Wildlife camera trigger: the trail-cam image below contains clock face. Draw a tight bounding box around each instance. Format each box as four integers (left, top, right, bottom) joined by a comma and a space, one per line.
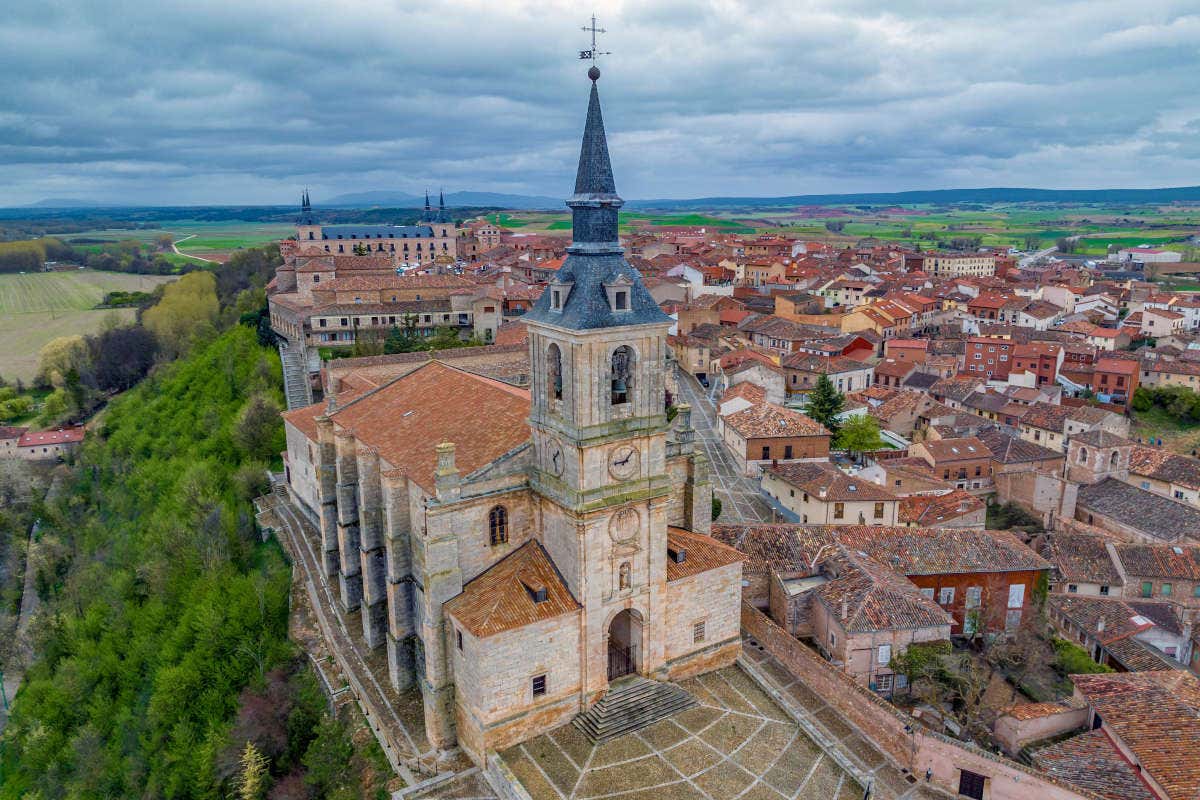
608, 444, 640, 480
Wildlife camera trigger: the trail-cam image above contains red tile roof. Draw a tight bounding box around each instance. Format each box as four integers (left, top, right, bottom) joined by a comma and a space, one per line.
665, 527, 744, 582
444, 541, 580, 638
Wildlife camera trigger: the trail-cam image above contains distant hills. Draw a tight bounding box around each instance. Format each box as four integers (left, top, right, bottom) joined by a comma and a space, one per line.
322, 190, 563, 209
14, 185, 1200, 213
624, 186, 1200, 210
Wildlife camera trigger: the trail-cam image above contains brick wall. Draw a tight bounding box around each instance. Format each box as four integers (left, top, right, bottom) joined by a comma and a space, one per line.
740, 603, 1099, 800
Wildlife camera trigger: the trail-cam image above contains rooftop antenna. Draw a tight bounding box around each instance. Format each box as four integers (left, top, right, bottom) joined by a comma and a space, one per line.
579, 14, 611, 76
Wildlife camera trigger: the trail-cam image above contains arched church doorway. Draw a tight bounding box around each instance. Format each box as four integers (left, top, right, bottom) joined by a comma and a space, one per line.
607, 608, 642, 680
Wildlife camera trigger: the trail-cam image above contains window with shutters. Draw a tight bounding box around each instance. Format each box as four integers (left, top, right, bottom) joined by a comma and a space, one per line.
531, 674, 546, 697
693, 620, 706, 644
877, 644, 891, 665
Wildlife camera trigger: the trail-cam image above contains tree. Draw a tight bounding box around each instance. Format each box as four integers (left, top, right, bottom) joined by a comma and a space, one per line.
142, 271, 220, 358
233, 393, 284, 462
824, 220, 846, 233
805, 373, 845, 434
834, 414, 884, 461
89, 324, 158, 392
302, 715, 354, 797
36, 335, 89, 388
238, 741, 270, 800
1022, 234, 1041, 251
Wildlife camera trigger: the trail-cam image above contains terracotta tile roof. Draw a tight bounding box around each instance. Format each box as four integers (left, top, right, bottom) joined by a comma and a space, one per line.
1114, 541, 1200, 581
17, 426, 85, 446
1045, 532, 1123, 586
1019, 402, 1072, 432
724, 403, 829, 439
1048, 594, 1179, 646
1071, 429, 1132, 448
710, 523, 838, 578
1032, 729, 1157, 800
1077, 479, 1200, 542
327, 361, 530, 491
1003, 701, 1078, 721
1102, 636, 1180, 672
665, 527, 744, 582
815, 552, 953, 633
898, 489, 983, 526
721, 382, 766, 406
318, 273, 477, 292
918, 436, 993, 463
444, 541, 580, 638
765, 461, 898, 502
834, 525, 1050, 576
975, 428, 1062, 464
930, 377, 984, 403
0, 426, 28, 440
1070, 671, 1200, 800
1129, 446, 1200, 490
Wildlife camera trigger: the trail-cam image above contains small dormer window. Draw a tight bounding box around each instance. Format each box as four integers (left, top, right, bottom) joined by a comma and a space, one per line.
668, 546, 687, 564
552, 290, 561, 310
615, 291, 628, 311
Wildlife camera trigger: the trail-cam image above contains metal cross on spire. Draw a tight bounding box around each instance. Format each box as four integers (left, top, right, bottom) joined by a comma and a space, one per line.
579, 15, 610, 66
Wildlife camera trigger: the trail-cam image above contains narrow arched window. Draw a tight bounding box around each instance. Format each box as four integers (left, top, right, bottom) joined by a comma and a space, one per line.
488, 506, 508, 546
1078, 447, 1088, 464
619, 562, 631, 590
611, 346, 633, 406
548, 343, 562, 401
1110, 450, 1119, 468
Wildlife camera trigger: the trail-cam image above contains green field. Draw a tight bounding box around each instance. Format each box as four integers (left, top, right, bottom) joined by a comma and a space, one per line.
62, 221, 294, 262
0, 270, 175, 381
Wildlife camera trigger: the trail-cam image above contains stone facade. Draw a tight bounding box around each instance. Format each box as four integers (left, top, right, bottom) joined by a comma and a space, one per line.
281, 71, 741, 767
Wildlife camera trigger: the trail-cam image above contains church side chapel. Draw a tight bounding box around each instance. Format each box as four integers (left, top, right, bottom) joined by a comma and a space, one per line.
280, 64, 743, 763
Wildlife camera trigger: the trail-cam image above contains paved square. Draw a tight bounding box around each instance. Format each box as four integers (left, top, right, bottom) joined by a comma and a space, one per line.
499, 666, 865, 800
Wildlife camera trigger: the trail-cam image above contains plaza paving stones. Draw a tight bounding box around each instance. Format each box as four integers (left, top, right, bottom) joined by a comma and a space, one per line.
741, 637, 951, 799
499, 665, 867, 800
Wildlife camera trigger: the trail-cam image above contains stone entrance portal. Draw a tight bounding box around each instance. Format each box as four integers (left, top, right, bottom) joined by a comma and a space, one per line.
607, 608, 642, 680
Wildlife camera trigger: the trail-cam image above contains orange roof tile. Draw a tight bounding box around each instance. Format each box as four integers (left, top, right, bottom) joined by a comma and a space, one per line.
666, 527, 744, 582
444, 541, 580, 638
328, 361, 530, 491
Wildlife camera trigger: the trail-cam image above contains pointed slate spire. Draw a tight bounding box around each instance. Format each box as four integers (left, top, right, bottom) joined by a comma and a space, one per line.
567, 68, 623, 252
438, 188, 446, 223
573, 74, 617, 197
523, 66, 671, 331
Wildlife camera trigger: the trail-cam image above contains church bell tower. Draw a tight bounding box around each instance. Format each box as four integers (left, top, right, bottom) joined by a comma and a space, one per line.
524, 64, 676, 695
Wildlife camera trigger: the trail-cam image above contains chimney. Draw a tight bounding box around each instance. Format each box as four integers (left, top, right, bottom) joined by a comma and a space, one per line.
434, 441, 461, 502
1097, 618, 1105, 634
841, 600, 848, 620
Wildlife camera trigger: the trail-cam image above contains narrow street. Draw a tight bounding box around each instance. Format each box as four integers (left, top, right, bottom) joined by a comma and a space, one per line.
673, 367, 776, 524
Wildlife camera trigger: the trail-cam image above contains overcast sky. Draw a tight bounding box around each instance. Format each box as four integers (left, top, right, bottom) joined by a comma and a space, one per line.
2, 0, 1199, 206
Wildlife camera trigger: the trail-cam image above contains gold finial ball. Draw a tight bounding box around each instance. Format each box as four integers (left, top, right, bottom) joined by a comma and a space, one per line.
588, 65, 601, 81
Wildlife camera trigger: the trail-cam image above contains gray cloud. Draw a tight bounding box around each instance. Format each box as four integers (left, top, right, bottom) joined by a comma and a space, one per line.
1, 0, 1199, 205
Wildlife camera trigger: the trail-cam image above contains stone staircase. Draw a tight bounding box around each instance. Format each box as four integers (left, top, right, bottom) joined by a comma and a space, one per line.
279, 341, 313, 409
572, 676, 697, 744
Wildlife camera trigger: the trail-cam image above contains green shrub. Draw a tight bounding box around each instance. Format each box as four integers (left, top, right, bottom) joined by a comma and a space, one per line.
1052, 638, 1113, 675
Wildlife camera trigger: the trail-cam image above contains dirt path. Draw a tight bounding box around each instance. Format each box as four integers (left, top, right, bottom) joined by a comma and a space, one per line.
172, 234, 219, 264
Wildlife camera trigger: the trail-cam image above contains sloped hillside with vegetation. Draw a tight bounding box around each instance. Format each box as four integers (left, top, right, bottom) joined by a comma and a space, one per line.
0, 246, 387, 799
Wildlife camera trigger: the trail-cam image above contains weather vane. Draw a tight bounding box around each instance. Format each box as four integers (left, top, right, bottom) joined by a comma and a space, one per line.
579, 15, 610, 68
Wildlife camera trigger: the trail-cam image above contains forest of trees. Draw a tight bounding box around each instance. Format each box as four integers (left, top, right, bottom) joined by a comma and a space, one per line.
1, 245, 385, 799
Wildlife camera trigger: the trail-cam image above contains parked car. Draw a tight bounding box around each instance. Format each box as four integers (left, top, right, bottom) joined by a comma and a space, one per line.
698, 376, 710, 388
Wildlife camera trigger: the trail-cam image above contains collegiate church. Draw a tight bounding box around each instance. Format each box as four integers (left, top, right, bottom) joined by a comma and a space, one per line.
280, 67, 743, 761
